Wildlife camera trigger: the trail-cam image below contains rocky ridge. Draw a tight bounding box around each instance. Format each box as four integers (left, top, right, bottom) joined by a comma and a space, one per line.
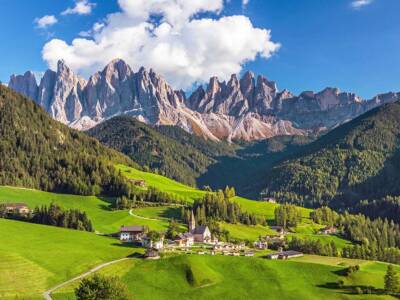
9, 59, 400, 141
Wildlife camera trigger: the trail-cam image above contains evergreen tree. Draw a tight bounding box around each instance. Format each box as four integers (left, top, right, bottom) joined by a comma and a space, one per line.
75, 274, 132, 300
384, 264, 399, 294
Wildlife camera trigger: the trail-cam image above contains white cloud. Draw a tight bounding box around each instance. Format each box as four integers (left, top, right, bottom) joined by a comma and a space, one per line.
35, 15, 58, 28
79, 22, 105, 37
242, 0, 250, 6
62, 0, 96, 16
351, 0, 373, 9
42, 0, 280, 89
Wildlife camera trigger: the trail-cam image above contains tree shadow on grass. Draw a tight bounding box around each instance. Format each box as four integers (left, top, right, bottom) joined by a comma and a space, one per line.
97, 196, 115, 211
317, 281, 396, 297
159, 207, 181, 219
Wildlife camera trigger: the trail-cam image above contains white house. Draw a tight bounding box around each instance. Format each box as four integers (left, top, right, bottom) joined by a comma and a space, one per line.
119, 225, 147, 242
4, 203, 30, 214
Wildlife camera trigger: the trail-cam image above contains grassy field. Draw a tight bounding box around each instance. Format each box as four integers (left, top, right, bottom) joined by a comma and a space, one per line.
220, 222, 276, 240
133, 206, 182, 220
53, 255, 396, 300
0, 186, 170, 233
0, 218, 138, 300
116, 164, 206, 202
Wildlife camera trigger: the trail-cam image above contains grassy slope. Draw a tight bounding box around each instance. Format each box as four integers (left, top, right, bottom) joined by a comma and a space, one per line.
0, 218, 137, 300
116, 164, 206, 202
0, 186, 169, 233
53, 255, 396, 300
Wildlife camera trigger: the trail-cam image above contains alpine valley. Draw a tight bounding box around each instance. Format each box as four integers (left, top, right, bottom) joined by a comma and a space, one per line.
4, 2, 400, 300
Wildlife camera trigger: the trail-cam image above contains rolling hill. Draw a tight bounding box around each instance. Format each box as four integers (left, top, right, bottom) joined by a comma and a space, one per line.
0, 85, 135, 196
53, 255, 397, 300
262, 101, 400, 218
0, 218, 136, 300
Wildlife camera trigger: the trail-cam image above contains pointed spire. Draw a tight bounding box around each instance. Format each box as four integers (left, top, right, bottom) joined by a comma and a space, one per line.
189, 210, 196, 232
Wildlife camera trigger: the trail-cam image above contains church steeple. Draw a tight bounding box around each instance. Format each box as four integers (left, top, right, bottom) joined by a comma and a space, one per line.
189, 210, 196, 232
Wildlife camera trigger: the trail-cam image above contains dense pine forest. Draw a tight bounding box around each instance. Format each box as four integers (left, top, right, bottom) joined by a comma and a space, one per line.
310, 207, 400, 264
0, 86, 135, 196
262, 101, 400, 219
87, 116, 235, 187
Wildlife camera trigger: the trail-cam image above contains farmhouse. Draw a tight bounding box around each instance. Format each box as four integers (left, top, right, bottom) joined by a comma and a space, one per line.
119, 225, 147, 242
3, 203, 30, 214
261, 197, 277, 203
266, 250, 303, 260
128, 179, 146, 187
319, 226, 338, 235
142, 235, 164, 250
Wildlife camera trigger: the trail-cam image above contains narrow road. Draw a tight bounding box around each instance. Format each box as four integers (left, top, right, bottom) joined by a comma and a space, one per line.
43, 257, 129, 300
129, 209, 161, 221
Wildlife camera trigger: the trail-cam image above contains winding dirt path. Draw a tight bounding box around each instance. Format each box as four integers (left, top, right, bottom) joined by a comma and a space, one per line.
128, 209, 161, 221
43, 258, 130, 300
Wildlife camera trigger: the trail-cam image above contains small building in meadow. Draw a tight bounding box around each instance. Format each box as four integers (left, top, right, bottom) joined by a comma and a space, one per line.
144, 248, 160, 259
128, 179, 146, 187
261, 197, 277, 203
3, 203, 30, 214
266, 250, 303, 260
319, 226, 338, 235
119, 225, 147, 242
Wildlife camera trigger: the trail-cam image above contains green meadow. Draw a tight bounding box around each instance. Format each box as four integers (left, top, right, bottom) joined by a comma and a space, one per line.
116, 164, 206, 202
0, 218, 137, 300
53, 255, 397, 300
0, 186, 170, 233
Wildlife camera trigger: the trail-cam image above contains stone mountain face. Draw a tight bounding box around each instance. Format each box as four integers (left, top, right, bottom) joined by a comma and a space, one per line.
9, 59, 400, 142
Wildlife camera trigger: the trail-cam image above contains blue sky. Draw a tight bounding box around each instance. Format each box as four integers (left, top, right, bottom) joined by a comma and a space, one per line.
1, 0, 399, 98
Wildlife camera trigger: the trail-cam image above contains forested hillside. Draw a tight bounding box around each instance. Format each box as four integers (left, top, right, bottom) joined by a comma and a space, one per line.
0, 86, 135, 196
197, 135, 314, 198
263, 101, 400, 220
87, 116, 235, 186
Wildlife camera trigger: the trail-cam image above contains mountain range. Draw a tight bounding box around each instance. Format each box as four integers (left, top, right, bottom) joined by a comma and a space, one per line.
9, 59, 400, 141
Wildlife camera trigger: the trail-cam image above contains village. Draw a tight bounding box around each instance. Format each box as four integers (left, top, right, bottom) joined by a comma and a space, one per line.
118, 209, 314, 260
1, 201, 341, 261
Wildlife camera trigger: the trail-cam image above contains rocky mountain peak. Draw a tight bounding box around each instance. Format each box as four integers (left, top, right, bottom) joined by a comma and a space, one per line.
102, 58, 132, 81
8, 59, 400, 141
240, 71, 255, 97
207, 76, 221, 95
9, 71, 38, 101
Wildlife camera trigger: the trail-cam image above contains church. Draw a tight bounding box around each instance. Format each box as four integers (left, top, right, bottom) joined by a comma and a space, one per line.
188, 211, 212, 243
